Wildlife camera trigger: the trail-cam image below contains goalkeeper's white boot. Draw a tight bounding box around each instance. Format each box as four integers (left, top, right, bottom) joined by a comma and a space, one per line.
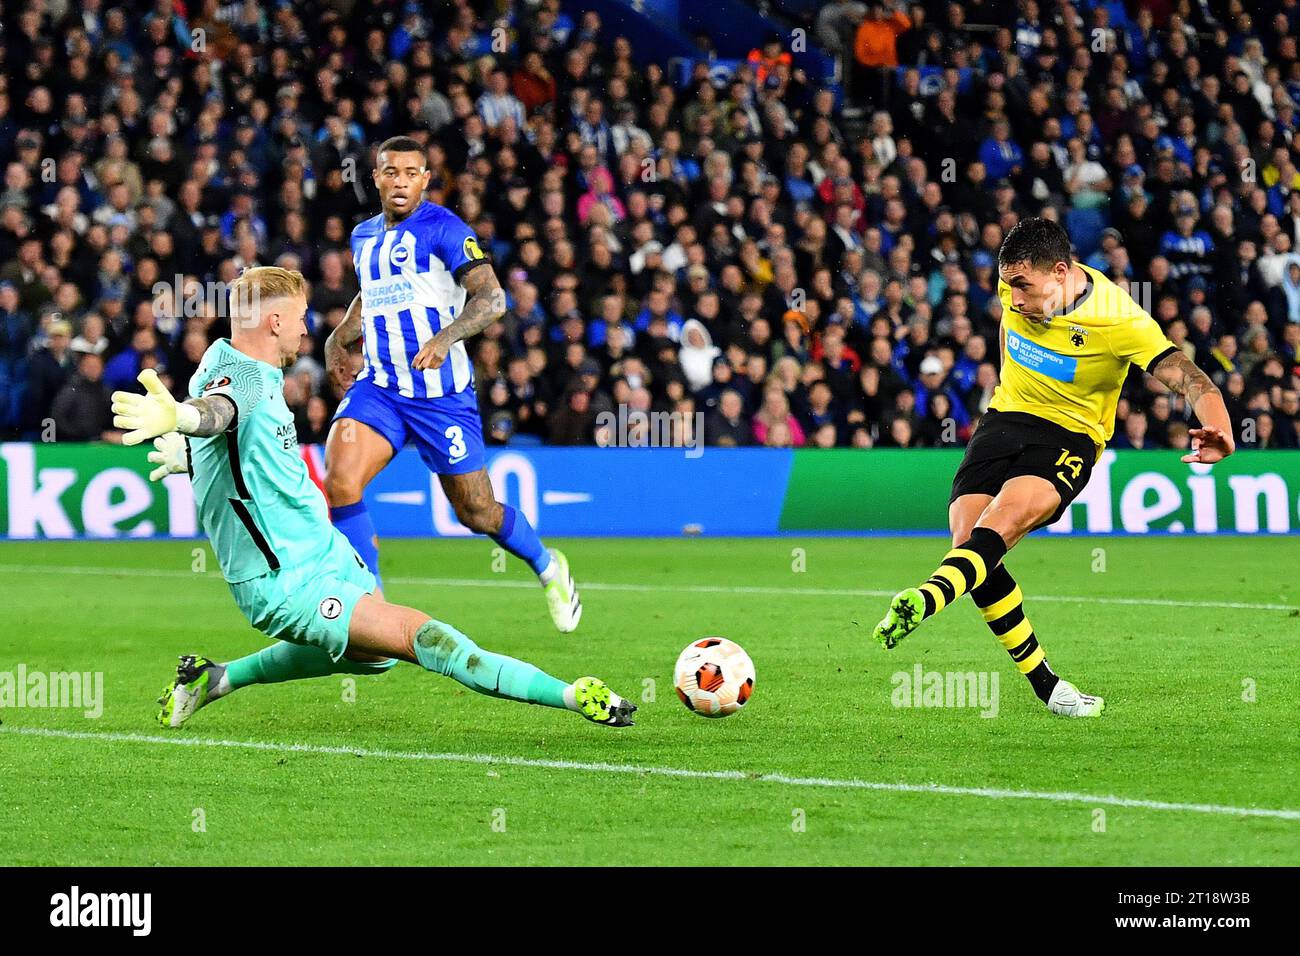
1047, 679, 1105, 718
541, 549, 581, 633
157, 655, 225, 728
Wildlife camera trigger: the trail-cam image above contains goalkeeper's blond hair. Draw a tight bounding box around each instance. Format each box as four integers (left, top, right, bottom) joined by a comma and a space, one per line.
229, 266, 307, 330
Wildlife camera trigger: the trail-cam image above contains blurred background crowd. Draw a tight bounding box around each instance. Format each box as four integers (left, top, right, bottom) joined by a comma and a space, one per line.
0, 0, 1298, 451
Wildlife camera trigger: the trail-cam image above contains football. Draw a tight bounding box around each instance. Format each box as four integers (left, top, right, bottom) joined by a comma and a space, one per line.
673, 638, 755, 718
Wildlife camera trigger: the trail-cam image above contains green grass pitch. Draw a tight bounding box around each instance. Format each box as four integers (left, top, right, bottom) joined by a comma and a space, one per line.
1, 536, 1297, 866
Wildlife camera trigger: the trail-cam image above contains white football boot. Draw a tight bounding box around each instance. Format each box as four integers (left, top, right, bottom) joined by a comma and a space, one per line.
1047, 679, 1105, 718
542, 548, 582, 633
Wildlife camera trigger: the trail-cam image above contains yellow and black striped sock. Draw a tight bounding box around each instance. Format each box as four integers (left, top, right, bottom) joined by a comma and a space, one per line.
917, 527, 1007, 620
969, 563, 1060, 703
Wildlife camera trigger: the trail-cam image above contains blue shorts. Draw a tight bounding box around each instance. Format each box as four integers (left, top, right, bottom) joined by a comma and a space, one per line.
333, 377, 485, 475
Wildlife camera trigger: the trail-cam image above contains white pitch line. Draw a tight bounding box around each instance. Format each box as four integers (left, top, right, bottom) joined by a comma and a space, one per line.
5, 726, 1298, 821
0, 564, 1294, 612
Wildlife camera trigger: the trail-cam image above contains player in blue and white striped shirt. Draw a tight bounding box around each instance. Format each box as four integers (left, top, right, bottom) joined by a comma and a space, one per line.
323, 136, 580, 633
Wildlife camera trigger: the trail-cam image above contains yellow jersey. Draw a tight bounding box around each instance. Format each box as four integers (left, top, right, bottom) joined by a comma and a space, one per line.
990, 263, 1176, 455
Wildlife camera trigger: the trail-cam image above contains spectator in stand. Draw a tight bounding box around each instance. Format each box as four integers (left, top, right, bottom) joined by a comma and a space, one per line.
753, 382, 805, 447
21, 317, 73, 439
746, 35, 792, 87
679, 319, 721, 394
913, 355, 969, 431
512, 52, 557, 117
853, 3, 911, 110
1273, 389, 1300, 449
882, 413, 915, 448
917, 392, 962, 447
817, 2, 869, 64
705, 389, 752, 447
978, 119, 1025, 185
0, 280, 31, 430
51, 350, 118, 443
103, 327, 163, 393
577, 167, 625, 227
1111, 409, 1157, 450
548, 387, 595, 445
299, 395, 332, 445
476, 69, 527, 133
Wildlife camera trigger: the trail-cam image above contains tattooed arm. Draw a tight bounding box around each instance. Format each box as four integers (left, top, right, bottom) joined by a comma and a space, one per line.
182, 394, 238, 437
324, 292, 363, 393
1150, 350, 1235, 463
412, 263, 505, 371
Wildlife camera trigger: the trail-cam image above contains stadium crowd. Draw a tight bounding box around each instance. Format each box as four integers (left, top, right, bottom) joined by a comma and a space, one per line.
0, 0, 1298, 452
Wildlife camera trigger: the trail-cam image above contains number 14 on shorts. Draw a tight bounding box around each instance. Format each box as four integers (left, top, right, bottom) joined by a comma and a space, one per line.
1056, 448, 1084, 490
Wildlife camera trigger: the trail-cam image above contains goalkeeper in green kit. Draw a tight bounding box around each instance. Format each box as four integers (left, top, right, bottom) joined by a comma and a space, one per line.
112, 266, 635, 729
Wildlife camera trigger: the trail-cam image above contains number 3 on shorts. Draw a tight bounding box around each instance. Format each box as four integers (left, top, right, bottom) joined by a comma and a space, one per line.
445, 425, 467, 460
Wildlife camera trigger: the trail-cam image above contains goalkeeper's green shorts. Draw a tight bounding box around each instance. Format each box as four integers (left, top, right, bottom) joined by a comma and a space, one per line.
229, 536, 377, 661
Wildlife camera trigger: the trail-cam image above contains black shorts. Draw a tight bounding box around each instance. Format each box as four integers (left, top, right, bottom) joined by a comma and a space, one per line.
950, 410, 1098, 527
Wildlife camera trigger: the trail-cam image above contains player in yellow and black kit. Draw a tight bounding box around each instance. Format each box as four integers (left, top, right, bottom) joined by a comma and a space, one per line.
871, 218, 1235, 716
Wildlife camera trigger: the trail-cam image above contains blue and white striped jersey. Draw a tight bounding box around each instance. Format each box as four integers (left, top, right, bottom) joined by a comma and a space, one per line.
350, 200, 488, 399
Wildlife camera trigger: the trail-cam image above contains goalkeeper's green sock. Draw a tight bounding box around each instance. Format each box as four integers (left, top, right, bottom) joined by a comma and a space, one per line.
217, 642, 396, 698
411, 619, 571, 709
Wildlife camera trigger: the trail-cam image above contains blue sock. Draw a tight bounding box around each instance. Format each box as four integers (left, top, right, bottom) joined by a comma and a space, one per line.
331, 500, 383, 589
490, 504, 551, 576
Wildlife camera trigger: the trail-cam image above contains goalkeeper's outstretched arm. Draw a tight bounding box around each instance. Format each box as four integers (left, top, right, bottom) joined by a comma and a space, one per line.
111, 369, 237, 445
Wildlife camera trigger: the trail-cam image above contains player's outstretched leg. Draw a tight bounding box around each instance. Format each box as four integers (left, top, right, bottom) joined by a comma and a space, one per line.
157, 645, 397, 728
441, 471, 581, 633
409, 619, 631, 725
970, 563, 1104, 717
348, 596, 632, 726
873, 527, 1008, 649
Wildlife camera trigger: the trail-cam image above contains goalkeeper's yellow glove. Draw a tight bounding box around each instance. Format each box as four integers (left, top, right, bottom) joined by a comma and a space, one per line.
111, 369, 199, 446
146, 432, 189, 482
